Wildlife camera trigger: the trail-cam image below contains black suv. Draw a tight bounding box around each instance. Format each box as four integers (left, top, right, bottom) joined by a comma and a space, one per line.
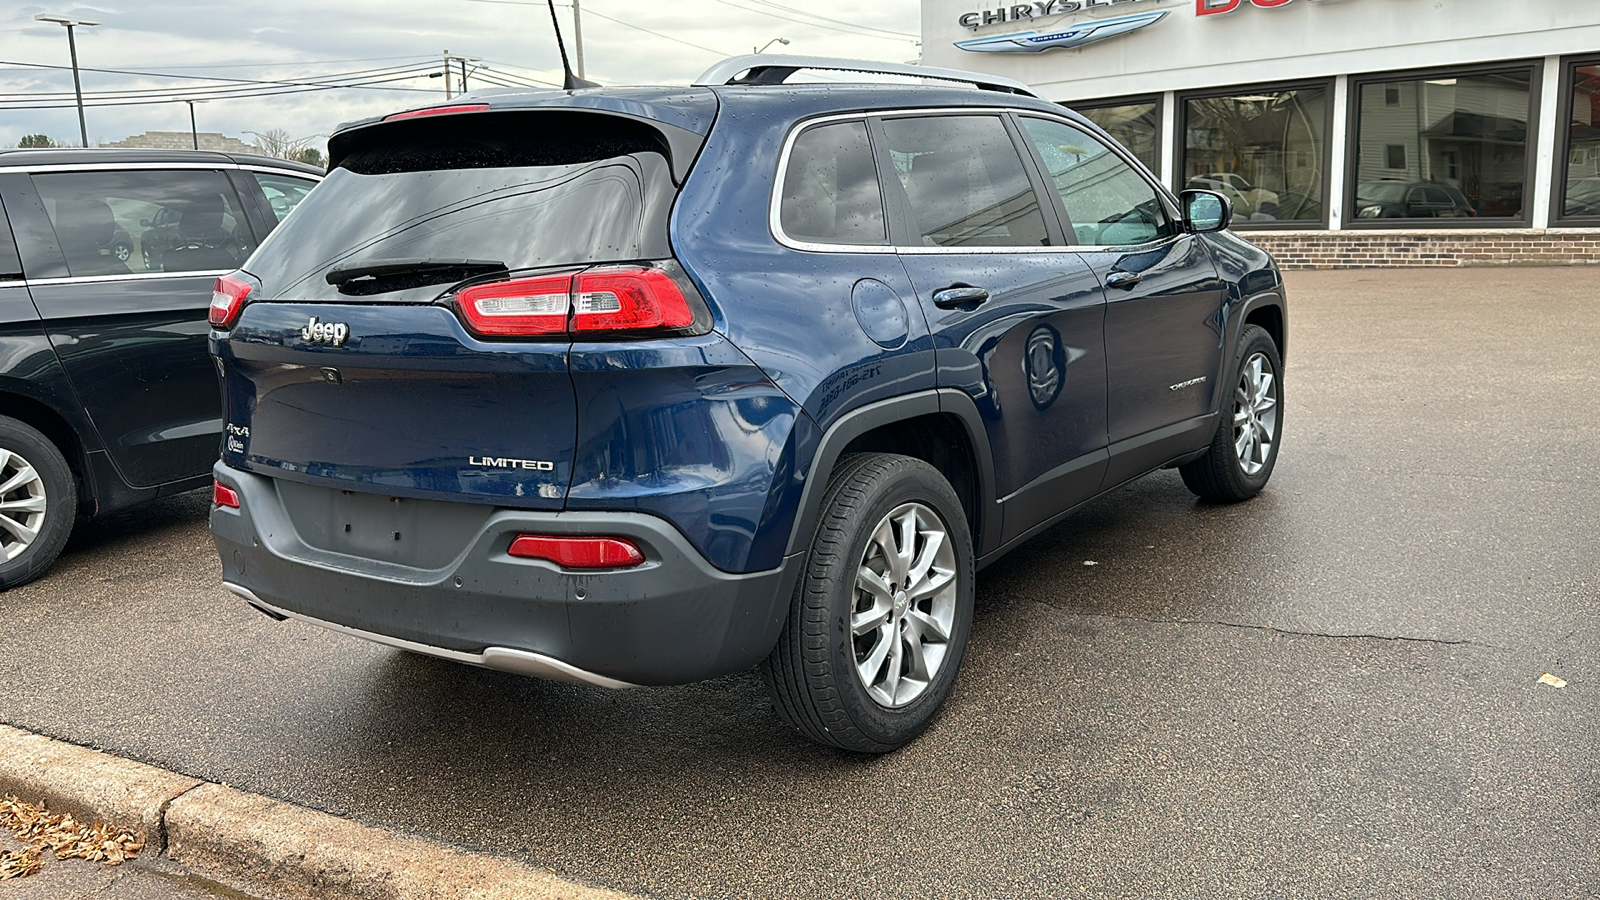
209, 57, 1286, 752
0, 148, 320, 586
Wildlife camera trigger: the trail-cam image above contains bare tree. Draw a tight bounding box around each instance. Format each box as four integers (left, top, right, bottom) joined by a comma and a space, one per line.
246, 128, 317, 160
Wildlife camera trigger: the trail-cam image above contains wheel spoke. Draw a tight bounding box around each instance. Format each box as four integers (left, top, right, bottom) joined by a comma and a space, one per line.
882, 632, 904, 700
0, 513, 39, 545
891, 510, 916, 586
905, 529, 945, 595
857, 634, 891, 687
0, 496, 45, 513
857, 566, 893, 603
851, 599, 892, 636
906, 607, 950, 642
903, 629, 931, 680
1235, 425, 1254, 461
0, 465, 37, 496
908, 566, 954, 602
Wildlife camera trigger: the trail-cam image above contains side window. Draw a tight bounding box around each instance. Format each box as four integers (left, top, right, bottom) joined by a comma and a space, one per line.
878, 115, 1051, 248
31, 169, 257, 277
252, 172, 318, 225
0, 196, 22, 278
779, 121, 886, 245
1020, 117, 1168, 247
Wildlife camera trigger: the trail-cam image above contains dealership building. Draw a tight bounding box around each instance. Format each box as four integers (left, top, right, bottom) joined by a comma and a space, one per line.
920, 0, 1600, 266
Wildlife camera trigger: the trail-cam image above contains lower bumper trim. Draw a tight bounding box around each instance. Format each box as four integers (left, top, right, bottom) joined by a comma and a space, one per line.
223, 582, 640, 689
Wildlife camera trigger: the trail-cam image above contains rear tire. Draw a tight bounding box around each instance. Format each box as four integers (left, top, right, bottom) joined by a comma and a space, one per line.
0, 416, 76, 589
760, 453, 975, 753
1180, 324, 1282, 502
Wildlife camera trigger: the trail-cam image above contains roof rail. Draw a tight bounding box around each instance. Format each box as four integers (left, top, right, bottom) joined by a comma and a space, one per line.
691, 54, 1038, 98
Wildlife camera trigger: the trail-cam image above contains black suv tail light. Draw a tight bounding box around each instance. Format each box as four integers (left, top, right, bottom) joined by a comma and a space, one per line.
209, 272, 256, 329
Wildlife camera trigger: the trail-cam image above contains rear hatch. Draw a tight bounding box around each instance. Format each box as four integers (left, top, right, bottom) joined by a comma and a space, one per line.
214, 104, 710, 510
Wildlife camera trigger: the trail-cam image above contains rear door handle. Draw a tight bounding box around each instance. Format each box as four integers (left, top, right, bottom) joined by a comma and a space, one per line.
932, 286, 990, 309
1105, 269, 1143, 290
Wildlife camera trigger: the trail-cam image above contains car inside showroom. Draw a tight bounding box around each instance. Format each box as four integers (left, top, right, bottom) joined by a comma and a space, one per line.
922, 0, 1600, 266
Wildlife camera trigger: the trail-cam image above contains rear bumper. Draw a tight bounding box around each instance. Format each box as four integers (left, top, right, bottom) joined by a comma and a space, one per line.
210, 463, 801, 686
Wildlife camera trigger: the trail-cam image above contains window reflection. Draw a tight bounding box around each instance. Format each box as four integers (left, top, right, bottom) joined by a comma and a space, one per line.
1183, 87, 1326, 224
1563, 63, 1600, 219
1354, 70, 1532, 220
1075, 102, 1159, 173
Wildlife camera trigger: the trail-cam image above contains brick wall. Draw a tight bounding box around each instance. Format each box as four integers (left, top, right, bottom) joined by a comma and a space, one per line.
101, 131, 261, 154
1242, 229, 1600, 269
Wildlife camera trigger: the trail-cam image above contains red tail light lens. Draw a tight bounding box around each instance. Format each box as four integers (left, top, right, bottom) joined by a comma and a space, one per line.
383, 103, 490, 122
212, 480, 240, 509
456, 274, 574, 336
453, 266, 701, 338
573, 267, 695, 332
508, 535, 645, 569
209, 274, 252, 328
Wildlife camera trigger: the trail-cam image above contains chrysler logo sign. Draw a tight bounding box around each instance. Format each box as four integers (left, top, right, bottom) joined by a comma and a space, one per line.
957, 0, 1164, 29
955, 10, 1166, 52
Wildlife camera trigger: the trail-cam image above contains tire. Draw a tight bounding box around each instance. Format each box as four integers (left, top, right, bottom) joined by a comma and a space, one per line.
1180, 324, 1282, 502
0, 416, 77, 590
760, 453, 975, 753
110, 241, 132, 262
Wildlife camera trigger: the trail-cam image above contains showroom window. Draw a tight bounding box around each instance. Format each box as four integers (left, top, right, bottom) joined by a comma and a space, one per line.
1556, 56, 1600, 222
1180, 84, 1329, 226
1069, 98, 1161, 174
1350, 65, 1536, 224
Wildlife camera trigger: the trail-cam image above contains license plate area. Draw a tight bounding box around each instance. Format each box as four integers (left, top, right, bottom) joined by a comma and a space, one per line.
275, 480, 492, 569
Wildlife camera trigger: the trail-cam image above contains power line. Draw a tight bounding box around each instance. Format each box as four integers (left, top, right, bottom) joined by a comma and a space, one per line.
0, 73, 445, 110
708, 0, 919, 43
0, 58, 448, 92
579, 8, 730, 56
741, 0, 918, 39
0, 63, 444, 102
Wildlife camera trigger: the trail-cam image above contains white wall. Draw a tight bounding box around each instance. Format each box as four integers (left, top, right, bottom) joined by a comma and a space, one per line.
921, 0, 1600, 103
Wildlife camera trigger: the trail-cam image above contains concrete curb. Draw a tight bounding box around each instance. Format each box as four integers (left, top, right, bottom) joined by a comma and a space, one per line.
0, 725, 638, 900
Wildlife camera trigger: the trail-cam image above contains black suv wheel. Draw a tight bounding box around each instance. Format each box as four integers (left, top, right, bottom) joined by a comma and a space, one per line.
761, 454, 975, 753
0, 416, 77, 589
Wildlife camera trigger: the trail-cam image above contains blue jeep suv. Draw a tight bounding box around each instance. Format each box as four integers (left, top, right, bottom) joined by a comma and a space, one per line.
209, 56, 1287, 752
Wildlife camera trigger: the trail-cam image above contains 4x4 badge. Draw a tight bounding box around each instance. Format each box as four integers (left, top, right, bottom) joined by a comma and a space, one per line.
301, 316, 349, 346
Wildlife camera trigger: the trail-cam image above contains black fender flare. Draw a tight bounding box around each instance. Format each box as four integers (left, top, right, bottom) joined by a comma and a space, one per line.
783, 388, 1001, 559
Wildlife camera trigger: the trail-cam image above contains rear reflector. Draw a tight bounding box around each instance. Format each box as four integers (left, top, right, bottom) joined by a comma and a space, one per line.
209, 273, 252, 328
508, 535, 645, 569
212, 480, 240, 509
383, 103, 490, 121
454, 266, 697, 338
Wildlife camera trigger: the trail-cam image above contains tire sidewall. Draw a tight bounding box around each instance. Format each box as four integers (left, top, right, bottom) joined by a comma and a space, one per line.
0, 417, 76, 589
817, 459, 975, 747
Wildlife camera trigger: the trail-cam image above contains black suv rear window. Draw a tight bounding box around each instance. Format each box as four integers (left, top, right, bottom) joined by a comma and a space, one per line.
246, 112, 676, 301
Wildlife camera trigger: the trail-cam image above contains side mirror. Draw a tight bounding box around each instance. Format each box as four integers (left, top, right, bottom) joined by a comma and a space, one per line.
1180, 189, 1232, 233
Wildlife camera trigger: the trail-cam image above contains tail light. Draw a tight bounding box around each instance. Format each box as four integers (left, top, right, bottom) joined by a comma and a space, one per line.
212, 480, 240, 509
508, 534, 645, 569
454, 264, 703, 339
210, 273, 253, 328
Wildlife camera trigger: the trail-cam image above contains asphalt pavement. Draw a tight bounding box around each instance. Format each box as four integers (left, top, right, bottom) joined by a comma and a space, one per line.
1, 267, 1595, 899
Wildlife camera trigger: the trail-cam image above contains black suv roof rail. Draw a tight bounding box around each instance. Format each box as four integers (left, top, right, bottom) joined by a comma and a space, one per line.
692, 54, 1038, 98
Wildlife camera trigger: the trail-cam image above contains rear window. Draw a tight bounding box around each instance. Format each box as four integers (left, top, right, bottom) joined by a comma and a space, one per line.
245, 112, 677, 301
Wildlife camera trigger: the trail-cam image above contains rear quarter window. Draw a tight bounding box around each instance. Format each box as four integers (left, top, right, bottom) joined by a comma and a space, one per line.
779, 120, 887, 246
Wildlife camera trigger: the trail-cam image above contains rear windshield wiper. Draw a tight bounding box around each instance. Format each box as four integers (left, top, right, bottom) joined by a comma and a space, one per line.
325, 258, 508, 296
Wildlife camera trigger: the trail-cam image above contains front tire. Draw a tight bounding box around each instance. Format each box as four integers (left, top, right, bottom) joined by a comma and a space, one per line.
0, 416, 76, 589
1180, 324, 1282, 502
761, 454, 975, 753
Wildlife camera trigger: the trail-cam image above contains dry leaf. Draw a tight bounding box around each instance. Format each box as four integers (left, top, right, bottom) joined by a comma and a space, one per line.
0, 795, 143, 880
1537, 673, 1568, 688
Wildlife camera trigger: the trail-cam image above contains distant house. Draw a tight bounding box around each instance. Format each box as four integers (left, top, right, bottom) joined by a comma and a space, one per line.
102, 131, 260, 153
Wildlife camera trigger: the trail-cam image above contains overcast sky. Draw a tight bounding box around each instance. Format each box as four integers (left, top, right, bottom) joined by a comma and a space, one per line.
3, 0, 922, 152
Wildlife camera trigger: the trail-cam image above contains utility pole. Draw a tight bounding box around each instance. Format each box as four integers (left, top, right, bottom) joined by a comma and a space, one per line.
442, 53, 480, 97
35, 14, 99, 148
182, 99, 206, 150
572, 0, 585, 79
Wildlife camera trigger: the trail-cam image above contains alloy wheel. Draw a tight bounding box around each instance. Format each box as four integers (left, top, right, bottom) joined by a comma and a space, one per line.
1232, 351, 1278, 476
0, 448, 48, 561
851, 502, 958, 708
